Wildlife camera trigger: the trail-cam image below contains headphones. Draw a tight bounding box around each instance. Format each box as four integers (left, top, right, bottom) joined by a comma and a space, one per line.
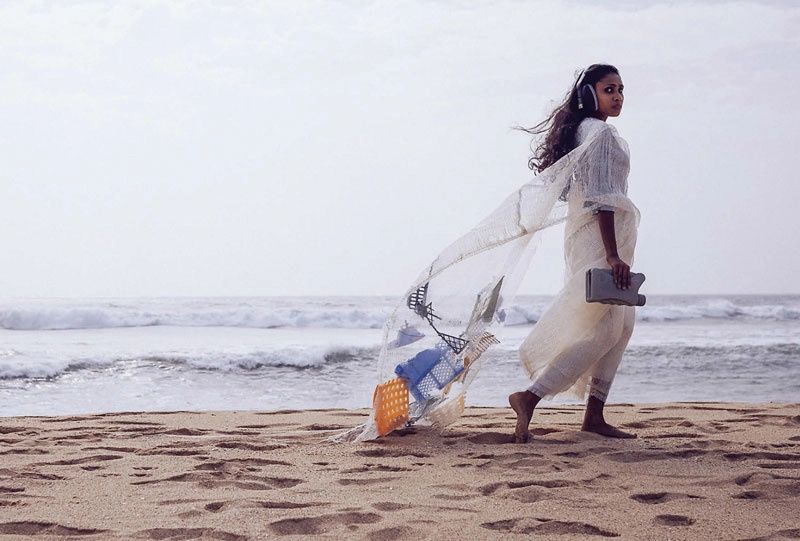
575, 69, 598, 114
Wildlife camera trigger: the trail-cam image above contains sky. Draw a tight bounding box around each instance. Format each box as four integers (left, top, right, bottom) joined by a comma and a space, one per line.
1, 0, 798, 297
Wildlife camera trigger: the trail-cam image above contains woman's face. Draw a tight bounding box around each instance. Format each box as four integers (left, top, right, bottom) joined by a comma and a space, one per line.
593, 72, 624, 121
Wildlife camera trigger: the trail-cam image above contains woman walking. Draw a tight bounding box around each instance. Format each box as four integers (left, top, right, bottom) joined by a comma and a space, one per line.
342, 63, 640, 443
509, 64, 639, 443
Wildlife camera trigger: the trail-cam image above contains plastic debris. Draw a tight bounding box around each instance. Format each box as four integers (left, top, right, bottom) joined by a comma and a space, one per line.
429, 391, 466, 428
373, 377, 410, 436
395, 344, 464, 403
388, 322, 425, 349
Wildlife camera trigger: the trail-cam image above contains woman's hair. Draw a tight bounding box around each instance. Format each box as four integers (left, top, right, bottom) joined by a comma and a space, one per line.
522, 64, 619, 173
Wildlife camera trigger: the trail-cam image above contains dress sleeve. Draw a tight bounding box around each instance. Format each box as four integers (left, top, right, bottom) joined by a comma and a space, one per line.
577, 124, 630, 212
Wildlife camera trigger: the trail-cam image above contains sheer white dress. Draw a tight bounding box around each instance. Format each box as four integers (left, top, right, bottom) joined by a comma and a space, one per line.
345, 116, 639, 440
520, 117, 639, 401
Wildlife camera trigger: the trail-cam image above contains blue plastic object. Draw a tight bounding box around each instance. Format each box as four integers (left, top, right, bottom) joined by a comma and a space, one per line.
395, 345, 464, 402
388, 324, 425, 349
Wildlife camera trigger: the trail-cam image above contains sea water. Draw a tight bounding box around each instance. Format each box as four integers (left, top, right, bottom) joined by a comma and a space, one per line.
0, 295, 798, 417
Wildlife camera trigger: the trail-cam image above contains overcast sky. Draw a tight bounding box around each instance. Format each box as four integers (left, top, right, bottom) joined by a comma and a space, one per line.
1, 0, 798, 297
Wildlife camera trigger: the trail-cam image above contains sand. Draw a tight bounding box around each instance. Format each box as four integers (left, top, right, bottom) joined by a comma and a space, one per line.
0, 403, 799, 540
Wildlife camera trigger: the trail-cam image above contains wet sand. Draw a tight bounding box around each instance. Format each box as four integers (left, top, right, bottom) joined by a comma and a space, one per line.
1, 403, 799, 540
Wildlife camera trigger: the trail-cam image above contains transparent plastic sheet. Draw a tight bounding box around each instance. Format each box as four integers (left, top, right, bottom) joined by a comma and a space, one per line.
333, 119, 638, 442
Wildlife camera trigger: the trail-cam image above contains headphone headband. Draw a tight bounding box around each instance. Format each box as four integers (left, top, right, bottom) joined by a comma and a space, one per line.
575, 68, 597, 113
575, 69, 587, 91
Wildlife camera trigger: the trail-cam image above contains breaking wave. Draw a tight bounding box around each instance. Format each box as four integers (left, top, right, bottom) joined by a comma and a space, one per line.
0, 295, 797, 330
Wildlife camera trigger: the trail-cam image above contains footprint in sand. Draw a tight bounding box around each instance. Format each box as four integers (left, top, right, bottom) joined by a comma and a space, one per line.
337, 477, 401, 486
299, 423, 352, 431
555, 446, 615, 458
630, 492, 702, 504
355, 448, 431, 459
736, 528, 800, 541
733, 490, 764, 500
341, 464, 413, 474
3, 471, 62, 481
365, 526, 416, 541
257, 501, 325, 510
653, 514, 695, 527
643, 431, 703, 439
160, 428, 209, 436
372, 502, 413, 512
213, 441, 286, 452
731, 472, 800, 499
135, 447, 205, 457
34, 454, 123, 466
0, 521, 108, 536
457, 452, 496, 459
757, 463, 800, 470
132, 472, 303, 490
0, 448, 49, 456
136, 527, 247, 540
622, 421, 649, 429
194, 458, 292, 471
488, 478, 580, 503
465, 432, 513, 445
83, 446, 138, 453
482, 517, 619, 537
0, 426, 30, 435
647, 416, 686, 423
480, 478, 577, 498
605, 449, 707, 463
268, 511, 382, 536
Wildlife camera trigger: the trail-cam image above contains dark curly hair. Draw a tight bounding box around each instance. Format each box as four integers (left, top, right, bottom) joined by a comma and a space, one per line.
521, 64, 619, 173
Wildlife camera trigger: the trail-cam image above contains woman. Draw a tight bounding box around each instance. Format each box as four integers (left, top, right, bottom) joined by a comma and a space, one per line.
509, 64, 640, 443
342, 63, 639, 443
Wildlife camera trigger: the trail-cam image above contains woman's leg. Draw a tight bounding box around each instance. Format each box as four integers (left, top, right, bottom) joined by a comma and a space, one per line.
510, 312, 617, 443
512, 306, 635, 441
582, 396, 636, 438
524, 309, 620, 399
509, 390, 541, 443
582, 306, 636, 438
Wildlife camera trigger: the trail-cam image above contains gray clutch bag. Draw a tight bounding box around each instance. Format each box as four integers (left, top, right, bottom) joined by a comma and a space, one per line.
585, 268, 646, 306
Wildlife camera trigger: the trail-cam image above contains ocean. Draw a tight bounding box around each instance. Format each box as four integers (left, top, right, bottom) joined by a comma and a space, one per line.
1, 295, 798, 417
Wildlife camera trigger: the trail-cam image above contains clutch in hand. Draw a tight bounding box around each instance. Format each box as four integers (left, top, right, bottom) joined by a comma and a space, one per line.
585, 268, 646, 306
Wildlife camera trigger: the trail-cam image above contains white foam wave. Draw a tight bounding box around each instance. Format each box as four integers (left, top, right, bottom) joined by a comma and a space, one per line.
0, 296, 796, 331
0, 344, 374, 381
501, 298, 800, 325
179, 345, 370, 371
637, 299, 800, 322
0, 352, 112, 380
0, 301, 390, 331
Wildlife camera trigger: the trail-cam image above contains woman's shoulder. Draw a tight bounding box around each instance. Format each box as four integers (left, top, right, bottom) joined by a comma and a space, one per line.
576, 118, 619, 145
578, 117, 615, 135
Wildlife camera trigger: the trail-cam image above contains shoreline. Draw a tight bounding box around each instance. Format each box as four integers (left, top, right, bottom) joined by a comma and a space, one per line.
1, 403, 798, 539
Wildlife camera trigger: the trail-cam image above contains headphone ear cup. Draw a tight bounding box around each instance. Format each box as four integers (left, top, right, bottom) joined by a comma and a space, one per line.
580, 84, 598, 113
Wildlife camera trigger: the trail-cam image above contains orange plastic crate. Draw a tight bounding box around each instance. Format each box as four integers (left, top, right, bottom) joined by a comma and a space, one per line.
373, 377, 410, 436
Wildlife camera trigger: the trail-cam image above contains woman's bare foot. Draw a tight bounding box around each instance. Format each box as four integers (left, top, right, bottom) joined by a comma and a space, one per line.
581, 420, 637, 439
582, 396, 636, 438
509, 391, 539, 443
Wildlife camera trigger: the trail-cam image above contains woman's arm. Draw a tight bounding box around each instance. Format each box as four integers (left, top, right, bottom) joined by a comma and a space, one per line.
597, 210, 631, 289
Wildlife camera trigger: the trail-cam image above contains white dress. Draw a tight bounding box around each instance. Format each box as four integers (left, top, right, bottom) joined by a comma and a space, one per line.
520, 117, 639, 401
347, 117, 639, 440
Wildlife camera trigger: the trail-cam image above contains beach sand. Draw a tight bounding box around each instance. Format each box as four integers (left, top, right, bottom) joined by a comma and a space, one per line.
1, 403, 798, 540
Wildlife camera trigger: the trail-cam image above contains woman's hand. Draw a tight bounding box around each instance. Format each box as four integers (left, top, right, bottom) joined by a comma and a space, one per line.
606, 254, 631, 290
597, 210, 630, 289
